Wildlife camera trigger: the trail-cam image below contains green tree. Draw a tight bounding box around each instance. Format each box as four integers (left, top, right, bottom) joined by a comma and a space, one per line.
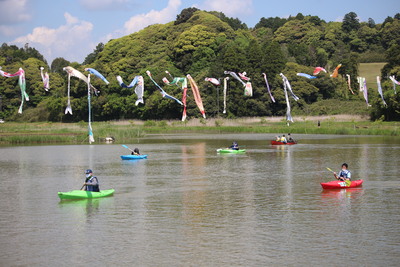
246, 39, 263, 75
274, 20, 320, 45
342, 12, 360, 32
261, 42, 286, 83
175, 7, 199, 25
51, 57, 71, 74
367, 18, 376, 28
83, 42, 104, 65
220, 42, 247, 72
254, 17, 287, 32
295, 13, 305, 20
210, 12, 248, 30
380, 19, 400, 49
316, 48, 328, 66
381, 44, 400, 77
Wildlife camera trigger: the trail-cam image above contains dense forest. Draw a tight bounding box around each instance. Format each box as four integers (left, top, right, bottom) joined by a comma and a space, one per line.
1, 9, 400, 122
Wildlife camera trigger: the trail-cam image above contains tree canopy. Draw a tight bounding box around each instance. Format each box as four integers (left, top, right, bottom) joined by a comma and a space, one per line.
1, 10, 399, 121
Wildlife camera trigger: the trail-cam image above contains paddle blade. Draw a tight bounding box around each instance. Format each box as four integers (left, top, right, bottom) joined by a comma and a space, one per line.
122, 144, 134, 152
326, 167, 334, 173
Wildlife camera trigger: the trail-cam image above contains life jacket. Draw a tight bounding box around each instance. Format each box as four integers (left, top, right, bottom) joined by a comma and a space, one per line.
86, 176, 100, 192
230, 144, 239, 150
338, 170, 351, 179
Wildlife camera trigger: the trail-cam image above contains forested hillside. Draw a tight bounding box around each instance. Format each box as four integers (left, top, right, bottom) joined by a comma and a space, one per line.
1, 9, 400, 122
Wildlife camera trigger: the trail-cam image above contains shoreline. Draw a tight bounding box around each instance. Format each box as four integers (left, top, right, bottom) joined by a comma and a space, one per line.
108, 114, 370, 126
0, 115, 398, 145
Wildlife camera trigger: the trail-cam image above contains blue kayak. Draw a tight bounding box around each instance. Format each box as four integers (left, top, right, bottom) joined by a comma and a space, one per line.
120, 154, 148, 160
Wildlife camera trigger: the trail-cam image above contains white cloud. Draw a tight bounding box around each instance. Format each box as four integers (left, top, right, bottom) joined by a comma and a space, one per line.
123, 0, 181, 35
13, 13, 94, 63
79, 0, 130, 10
0, 0, 31, 24
202, 0, 253, 17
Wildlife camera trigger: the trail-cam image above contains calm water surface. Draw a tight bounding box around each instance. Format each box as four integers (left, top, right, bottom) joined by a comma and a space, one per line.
1, 133, 400, 266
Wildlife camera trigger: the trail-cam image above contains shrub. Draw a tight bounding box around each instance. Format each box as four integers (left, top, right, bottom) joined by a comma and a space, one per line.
144, 120, 157, 127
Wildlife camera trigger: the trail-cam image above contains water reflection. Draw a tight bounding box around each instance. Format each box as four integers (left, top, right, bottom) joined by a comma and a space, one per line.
58, 197, 114, 221
321, 188, 365, 200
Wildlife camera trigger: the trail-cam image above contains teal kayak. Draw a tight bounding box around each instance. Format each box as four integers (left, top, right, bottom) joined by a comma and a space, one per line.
217, 148, 246, 153
58, 189, 115, 200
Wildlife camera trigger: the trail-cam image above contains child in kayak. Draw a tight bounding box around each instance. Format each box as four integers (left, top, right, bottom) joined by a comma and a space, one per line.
131, 148, 141, 155
229, 141, 239, 150
83, 169, 100, 192
333, 163, 351, 181
287, 133, 294, 143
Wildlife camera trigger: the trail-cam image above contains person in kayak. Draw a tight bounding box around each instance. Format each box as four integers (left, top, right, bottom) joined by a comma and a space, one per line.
83, 169, 100, 192
229, 141, 239, 150
280, 135, 287, 143
333, 163, 351, 181
287, 133, 294, 143
131, 148, 140, 155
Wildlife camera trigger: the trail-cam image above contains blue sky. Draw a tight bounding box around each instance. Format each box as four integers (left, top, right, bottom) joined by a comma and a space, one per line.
0, 0, 397, 64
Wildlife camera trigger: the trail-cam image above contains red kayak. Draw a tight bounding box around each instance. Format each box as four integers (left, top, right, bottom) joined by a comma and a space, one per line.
270, 140, 297, 145
320, 179, 363, 189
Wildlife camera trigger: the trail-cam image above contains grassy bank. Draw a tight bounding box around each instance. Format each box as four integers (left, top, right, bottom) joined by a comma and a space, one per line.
0, 115, 399, 145
358, 62, 386, 90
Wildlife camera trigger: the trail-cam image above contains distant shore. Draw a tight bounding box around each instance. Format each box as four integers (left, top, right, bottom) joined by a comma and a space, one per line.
0, 115, 398, 145
107, 114, 370, 126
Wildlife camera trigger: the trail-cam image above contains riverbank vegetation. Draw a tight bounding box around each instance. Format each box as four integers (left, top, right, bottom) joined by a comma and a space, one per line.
1, 10, 399, 123
1, 116, 398, 145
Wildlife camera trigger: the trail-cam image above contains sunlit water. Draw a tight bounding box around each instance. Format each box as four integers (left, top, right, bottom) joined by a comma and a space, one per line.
1, 134, 399, 266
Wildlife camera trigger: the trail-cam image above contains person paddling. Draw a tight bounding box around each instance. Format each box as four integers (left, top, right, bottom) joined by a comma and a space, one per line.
83, 169, 100, 192
229, 141, 239, 150
333, 163, 351, 181
131, 148, 141, 155
287, 133, 294, 142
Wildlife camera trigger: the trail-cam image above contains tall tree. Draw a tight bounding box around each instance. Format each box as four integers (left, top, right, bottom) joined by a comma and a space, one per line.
342, 12, 360, 32
367, 18, 376, 28
246, 39, 263, 75
175, 7, 199, 25
51, 57, 70, 74
261, 42, 286, 83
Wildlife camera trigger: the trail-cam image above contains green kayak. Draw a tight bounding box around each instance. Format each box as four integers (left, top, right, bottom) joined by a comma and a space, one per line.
217, 148, 246, 153
58, 189, 115, 200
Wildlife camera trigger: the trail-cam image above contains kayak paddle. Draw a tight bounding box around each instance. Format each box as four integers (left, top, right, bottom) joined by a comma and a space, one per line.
122, 144, 134, 153
327, 167, 340, 180
326, 167, 334, 173
80, 183, 86, 191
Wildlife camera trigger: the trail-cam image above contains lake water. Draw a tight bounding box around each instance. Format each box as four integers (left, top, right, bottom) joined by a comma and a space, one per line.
1, 133, 400, 266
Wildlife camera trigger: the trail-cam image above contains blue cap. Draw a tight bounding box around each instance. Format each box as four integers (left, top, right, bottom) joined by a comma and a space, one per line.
85, 169, 93, 174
